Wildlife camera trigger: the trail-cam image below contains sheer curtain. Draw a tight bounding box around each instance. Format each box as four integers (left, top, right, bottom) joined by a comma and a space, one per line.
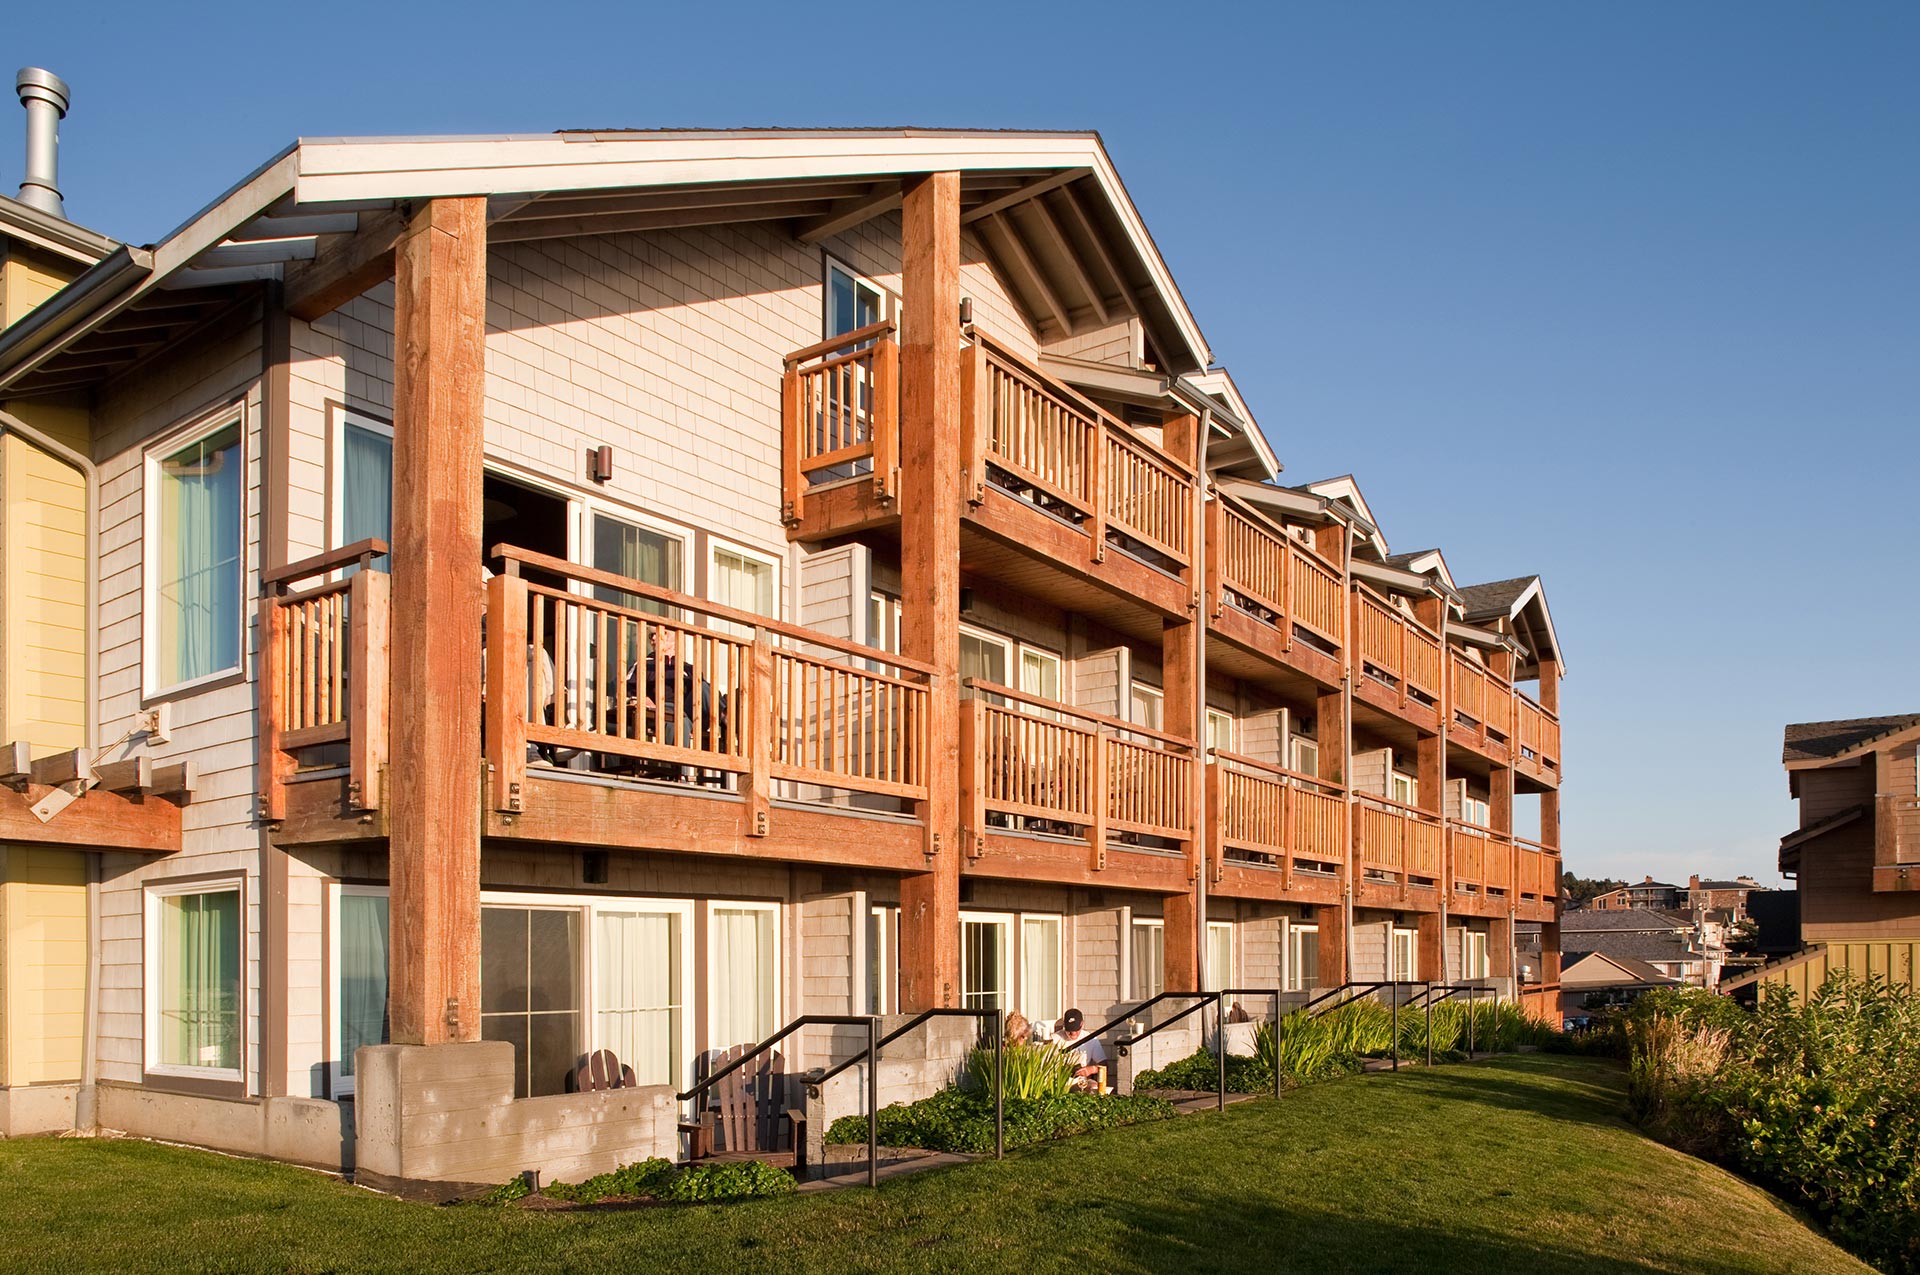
595, 910, 681, 1086
162, 889, 239, 1070
342, 423, 392, 571
338, 894, 389, 1080
158, 426, 241, 686
1206, 925, 1233, 993
1131, 923, 1165, 999
1021, 917, 1061, 1022
710, 907, 774, 1049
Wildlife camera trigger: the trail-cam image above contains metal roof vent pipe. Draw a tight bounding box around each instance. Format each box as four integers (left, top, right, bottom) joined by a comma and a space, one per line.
15, 67, 70, 219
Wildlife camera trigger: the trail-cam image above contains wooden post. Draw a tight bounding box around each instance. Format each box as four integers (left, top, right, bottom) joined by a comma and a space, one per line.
485, 573, 528, 814
1315, 902, 1348, 987
1416, 912, 1445, 983
780, 365, 804, 525
872, 336, 900, 504
257, 596, 289, 823
387, 196, 487, 1048
959, 698, 985, 857
1279, 777, 1295, 892
1087, 418, 1107, 563
960, 337, 989, 505
896, 172, 964, 1013
1163, 614, 1203, 987
743, 632, 774, 837
1203, 495, 1226, 621
1091, 731, 1110, 872
349, 569, 391, 811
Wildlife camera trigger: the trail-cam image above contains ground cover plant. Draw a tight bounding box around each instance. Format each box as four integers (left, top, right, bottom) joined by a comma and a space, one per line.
824, 1085, 1176, 1154
1626, 975, 1920, 1273
478, 1155, 795, 1207
0, 1057, 1869, 1275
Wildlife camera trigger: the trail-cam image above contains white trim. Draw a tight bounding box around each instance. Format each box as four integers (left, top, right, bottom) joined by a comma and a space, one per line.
823, 253, 893, 336
1129, 916, 1166, 999
327, 883, 389, 1095
143, 875, 247, 1083
582, 498, 695, 597
1019, 913, 1065, 1023
960, 909, 1017, 1011
141, 405, 248, 699
327, 405, 393, 556
867, 903, 899, 1015
1286, 922, 1320, 993
1391, 927, 1418, 981
1205, 920, 1235, 992
705, 536, 783, 630
591, 897, 697, 1089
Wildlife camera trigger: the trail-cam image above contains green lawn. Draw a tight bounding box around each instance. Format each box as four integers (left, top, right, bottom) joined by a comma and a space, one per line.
0, 1057, 1870, 1274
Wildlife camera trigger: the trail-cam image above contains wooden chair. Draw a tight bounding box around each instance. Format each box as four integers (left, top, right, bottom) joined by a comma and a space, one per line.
567, 1048, 637, 1094
681, 1044, 807, 1167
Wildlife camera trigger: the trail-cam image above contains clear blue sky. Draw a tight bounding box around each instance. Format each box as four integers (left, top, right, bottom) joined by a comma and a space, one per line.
9, 2, 1917, 885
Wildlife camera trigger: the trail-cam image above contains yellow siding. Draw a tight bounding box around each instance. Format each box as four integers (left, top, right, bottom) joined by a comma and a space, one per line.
1, 433, 88, 756
1758, 939, 1920, 1001
0, 247, 80, 331
0, 847, 89, 1086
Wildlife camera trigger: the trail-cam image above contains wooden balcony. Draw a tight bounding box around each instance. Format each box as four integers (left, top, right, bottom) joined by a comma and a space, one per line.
1204, 492, 1346, 690
1209, 752, 1346, 905
1349, 585, 1443, 733
959, 681, 1194, 893
783, 325, 1198, 630
1515, 837, 1560, 920
1353, 794, 1444, 900
1514, 689, 1562, 785
1448, 651, 1515, 763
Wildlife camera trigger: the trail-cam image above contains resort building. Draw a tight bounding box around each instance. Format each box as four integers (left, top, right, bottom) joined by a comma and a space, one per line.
0, 85, 1565, 1188
1723, 714, 1920, 1000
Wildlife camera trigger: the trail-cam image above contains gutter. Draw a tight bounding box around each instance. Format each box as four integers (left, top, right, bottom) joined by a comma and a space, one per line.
0, 244, 153, 392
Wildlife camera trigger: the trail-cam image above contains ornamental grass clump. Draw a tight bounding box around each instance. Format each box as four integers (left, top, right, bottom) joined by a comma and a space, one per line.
964, 1040, 1075, 1100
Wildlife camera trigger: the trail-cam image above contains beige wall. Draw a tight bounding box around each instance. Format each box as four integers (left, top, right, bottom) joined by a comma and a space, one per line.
0, 846, 88, 1086
1, 432, 88, 756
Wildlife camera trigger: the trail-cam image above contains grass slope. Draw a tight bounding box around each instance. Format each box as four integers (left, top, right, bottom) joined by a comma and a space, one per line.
0, 1057, 1870, 1275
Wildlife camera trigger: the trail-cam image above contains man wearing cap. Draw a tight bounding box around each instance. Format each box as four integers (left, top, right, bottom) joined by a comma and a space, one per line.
1055, 1007, 1108, 1092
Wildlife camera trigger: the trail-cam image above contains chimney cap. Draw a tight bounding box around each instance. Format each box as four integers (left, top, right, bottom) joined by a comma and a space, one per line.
15, 68, 70, 115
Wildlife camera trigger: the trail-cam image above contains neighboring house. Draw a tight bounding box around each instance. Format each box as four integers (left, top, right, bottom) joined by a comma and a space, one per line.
1560, 950, 1682, 1017
1562, 908, 1711, 987
1687, 873, 1764, 921
1723, 714, 1920, 1001
1590, 877, 1683, 911
0, 90, 1566, 1191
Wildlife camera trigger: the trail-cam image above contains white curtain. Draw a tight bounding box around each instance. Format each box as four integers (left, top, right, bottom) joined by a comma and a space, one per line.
158, 425, 241, 685
596, 910, 681, 1086
710, 908, 774, 1049
342, 423, 392, 570
1132, 923, 1165, 999
1021, 917, 1061, 1021
1206, 925, 1234, 993
338, 894, 389, 1078
962, 919, 1008, 1011
160, 889, 239, 1070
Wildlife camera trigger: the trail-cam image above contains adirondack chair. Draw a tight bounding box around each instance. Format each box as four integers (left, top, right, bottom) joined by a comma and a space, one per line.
681, 1043, 807, 1166
566, 1048, 636, 1094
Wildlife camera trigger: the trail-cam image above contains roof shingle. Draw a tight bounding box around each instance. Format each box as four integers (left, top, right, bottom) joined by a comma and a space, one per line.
1782, 715, 1920, 763
1457, 576, 1537, 620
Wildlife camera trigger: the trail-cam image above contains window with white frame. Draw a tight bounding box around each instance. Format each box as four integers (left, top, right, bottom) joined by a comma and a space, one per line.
1021, 915, 1063, 1023
1205, 921, 1234, 992
708, 542, 778, 639
595, 903, 691, 1088
481, 904, 584, 1098
867, 591, 901, 656
592, 510, 686, 613
961, 912, 1014, 1012
1391, 927, 1418, 981
1290, 736, 1320, 778
1390, 770, 1418, 807
146, 415, 245, 693
146, 879, 243, 1079
331, 886, 389, 1093
334, 410, 392, 571
1462, 929, 1490, 980
1131, 918, 1165, 998
826, 257, 884, 339
1287, 923, 1320, 993
1019, 646, 1063, 707
1456, 780, 1491, 828
1205, 709, 1236, 755
1130, 683, 1164, 731
868, 905, 899, 1015
709, 903, 779, 1049
959, 625, 1011, 699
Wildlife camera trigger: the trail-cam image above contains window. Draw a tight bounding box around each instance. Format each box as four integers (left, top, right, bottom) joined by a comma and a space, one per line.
826, 258, 883, 339
1021, 916, 1063, 1023
595, 905, 689, 1088
1206, 709, 1236, 755
592, 512, 684, 613
959, 626, 1011, 698
1456, 781, 1491, 828
1019, 647, 1062, 704
709, 903, 778, 1048
1131, 919, 1165, 999
331, 887, 389, 1093
1462, 929, 1490, 980
146, 417, 244, 692
709, 543, 778, 638
146, 881, 243, 1078
1389, 770, 1418, 806
1287, 923, 1320, 993
867, 591, 901, 656
868, 905, 898, 1015
481, 905, 584, 1098
1290, 737, 1320, 778
335, 411, 393, 572
1391, 927, 1418, 981
961, 913, 1013, 1012
1130, 683, 1164, 731
1205, 922, 1234, 993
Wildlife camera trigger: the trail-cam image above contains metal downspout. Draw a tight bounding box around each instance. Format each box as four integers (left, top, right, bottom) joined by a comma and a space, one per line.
1192, 408, 1211, 992
1342, 520, 1357, 980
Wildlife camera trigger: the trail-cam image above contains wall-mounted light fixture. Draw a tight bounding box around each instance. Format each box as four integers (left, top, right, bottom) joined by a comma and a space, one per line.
959, 296, 973, 326
589, 444, 614, 484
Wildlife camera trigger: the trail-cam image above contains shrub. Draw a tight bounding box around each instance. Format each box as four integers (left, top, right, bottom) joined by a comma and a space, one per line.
1133, 1047, 1276, 1094
542, 1157, 678, 1204
964, 1040, 1075, 1100
481, 1155, 793, 1208
660, 1159, 796, 1203
825, 1087, 1175, 1154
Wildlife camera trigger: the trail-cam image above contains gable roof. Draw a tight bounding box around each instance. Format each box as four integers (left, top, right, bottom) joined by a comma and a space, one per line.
1301, 476, 1386, 554
1563, 907, 1691, 934
1782, 714, 1920, 765
1562, 932, 1704, 967
1562, 950, 1683, 989
1456, 573, 1563, 676
0, 192, 119, 265
0, 128, 1216, 398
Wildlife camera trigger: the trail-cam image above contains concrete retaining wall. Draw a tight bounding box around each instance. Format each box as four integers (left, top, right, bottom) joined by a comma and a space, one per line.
0, 1083, 78, 1137
94, 1084, 351, 1170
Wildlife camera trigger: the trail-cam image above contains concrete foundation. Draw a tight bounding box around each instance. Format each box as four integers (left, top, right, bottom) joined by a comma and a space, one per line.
0, 1083, 79, 1137
354, 1041, 679, 1199
92, 1084, 353, 1170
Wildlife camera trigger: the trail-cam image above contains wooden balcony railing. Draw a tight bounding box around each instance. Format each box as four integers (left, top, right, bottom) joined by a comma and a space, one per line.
781, 320, 898, 524
1352, 584, 1442, 703
1449, 652, 1513, 742
962, 328, 1194, 569
486, 546, 932, 822
258, 539, 391, 820
1515, 690, 1561, 775
1354, 794, 1443, 885
1209, 751, 1346, 884
1515, 837, 1557, 901
960, 679, 1194, 867
1208, 494, 1345, 650
1450, 821, 1514, 895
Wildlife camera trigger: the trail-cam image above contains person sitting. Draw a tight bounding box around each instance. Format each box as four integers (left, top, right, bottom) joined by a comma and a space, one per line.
619, 626, 724, 780
1004, 1012, 1033, 1048
1055, 1007, 1108, 1093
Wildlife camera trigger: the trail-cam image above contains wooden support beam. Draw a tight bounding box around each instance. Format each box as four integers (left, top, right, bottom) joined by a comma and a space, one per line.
0, 741, 32, 783
1028, 195, 1109, 325
30, 747, 91, 787
386, 197, 488, 1047
154, 760, 198, 801
489, 199, 837, 245
986, 212, 1071, 334
94, 756, 154, 794
796, 184, 904, 245
284, 209, 408, 322
961, 168, 1093, 225
1054, 184, 1132, 319
1163, 614, 1202, 992
896, 172, 964, 1014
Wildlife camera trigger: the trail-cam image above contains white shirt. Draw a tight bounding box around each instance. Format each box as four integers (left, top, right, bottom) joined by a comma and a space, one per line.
1060, 1031, 1106, 1066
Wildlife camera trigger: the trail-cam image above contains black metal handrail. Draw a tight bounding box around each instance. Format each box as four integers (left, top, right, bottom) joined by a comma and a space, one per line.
1065, 989, 1213, 1055
1220, 987, 1289, 1099
1111, 991, 1226, 1110
810, 1007, 1006, 1165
